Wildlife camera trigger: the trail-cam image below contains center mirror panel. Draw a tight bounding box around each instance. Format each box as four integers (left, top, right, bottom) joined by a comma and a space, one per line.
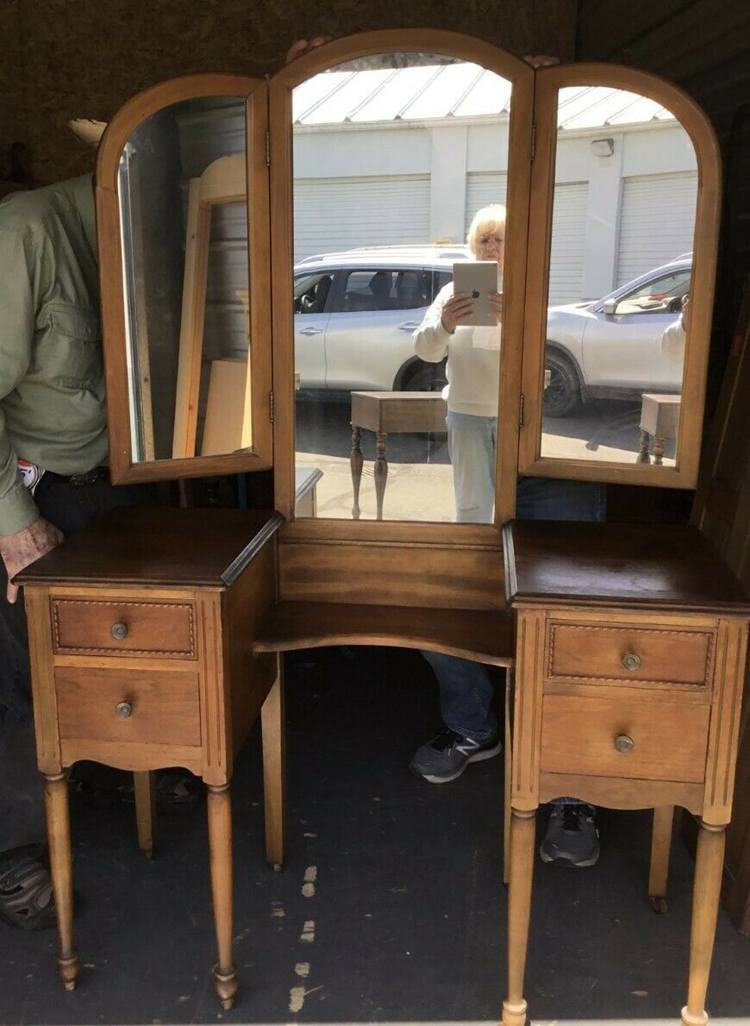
291, 54, 512, 523
117, 96, 253, 463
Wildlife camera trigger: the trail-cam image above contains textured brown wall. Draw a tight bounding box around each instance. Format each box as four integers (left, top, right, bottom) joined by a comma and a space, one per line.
1, 0, 576, 184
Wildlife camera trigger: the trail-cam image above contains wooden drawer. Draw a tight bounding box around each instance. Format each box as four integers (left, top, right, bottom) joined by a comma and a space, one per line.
52, 598, 195, 657
55, 667, 201, 746
540, 692, 710, 783
547, 621, 713, 690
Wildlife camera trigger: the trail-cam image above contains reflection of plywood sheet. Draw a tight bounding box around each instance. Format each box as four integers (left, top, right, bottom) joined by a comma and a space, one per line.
200, 358, 252, 456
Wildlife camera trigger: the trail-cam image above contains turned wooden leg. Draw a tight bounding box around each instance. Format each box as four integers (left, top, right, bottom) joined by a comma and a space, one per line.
637, 428, 652, 464
44, 773, 79, 992
652, 436, 665, 464
374, 430, 388, 520
648, 805, 675, 913
502, 807, 537, 1026
261, 658, 286, 870
681, 821, 726, 1026
133, 771, 155, 858
503, 672, 513, 886
350, 425, 363, 519
207, 783, 238, 1010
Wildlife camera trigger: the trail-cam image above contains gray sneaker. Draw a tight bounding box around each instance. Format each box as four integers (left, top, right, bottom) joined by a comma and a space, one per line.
539, 803, 600, 868
410, 728, 502, 784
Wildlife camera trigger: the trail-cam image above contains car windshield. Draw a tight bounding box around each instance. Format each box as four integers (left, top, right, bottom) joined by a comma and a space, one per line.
612, 269, 691, 315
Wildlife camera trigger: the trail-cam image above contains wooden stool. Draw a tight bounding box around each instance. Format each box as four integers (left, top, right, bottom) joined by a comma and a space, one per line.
637, 393, 681, 465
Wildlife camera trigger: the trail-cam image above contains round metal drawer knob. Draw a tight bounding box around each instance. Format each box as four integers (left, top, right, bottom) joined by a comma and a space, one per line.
111, 621, 128, 641
621, 651, 641, 671
614, 734, 635, 754
115, 701, 133, 720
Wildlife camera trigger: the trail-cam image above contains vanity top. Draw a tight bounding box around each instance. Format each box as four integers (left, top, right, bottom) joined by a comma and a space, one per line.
503, 520, 750, 614
16, 507, 283, 589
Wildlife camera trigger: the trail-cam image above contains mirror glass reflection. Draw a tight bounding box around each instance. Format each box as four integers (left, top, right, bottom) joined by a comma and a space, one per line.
118, 96, 252, 463
292, 54, 512, 522
541, 86, 697, 467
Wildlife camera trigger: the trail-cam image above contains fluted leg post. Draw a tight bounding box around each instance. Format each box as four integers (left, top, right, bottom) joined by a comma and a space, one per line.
207, 783, 238, 1010
502, 807, 537, 1026
44, 773, 79, 991
681, 822, 726, 1026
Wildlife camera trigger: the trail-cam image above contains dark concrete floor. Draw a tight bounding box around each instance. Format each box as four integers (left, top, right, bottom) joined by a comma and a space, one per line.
1, 645, 749, 1025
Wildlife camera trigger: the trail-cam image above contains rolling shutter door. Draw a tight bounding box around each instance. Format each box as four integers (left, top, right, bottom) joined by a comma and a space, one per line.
549, 182, 588, 305
294, 175, 430, 261
616, 172, 698, 285
465, 172, 508, 230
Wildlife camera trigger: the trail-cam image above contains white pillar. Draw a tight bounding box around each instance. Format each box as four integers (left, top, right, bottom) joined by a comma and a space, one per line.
429, 124, 468, 244
581, 133, 623, 299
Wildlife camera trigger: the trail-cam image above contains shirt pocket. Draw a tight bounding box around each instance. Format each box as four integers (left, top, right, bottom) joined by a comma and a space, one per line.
36, 302, 103, 388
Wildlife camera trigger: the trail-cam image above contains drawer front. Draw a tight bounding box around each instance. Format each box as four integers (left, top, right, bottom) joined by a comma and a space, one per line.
52, 599, 195, 657
55, 667, 201, 746
540, 693, 709, 782
548, 622, 713, 689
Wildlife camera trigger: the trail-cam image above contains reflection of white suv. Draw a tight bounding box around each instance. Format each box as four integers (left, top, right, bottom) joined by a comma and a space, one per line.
293, 246, 469, 394
545, 257, 692, 417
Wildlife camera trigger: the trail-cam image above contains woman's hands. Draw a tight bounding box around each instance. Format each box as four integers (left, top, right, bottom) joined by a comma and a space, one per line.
441, 292, 503, 333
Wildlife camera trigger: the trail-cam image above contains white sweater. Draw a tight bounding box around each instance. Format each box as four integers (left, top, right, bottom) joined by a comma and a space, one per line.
413, 282, 500, 417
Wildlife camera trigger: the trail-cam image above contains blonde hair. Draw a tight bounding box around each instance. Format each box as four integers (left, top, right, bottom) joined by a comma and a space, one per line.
467, 204, 507, 255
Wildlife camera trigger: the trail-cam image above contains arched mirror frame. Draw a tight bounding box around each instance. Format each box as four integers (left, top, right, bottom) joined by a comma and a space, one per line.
96, 73, 274, 482
518, 62, 721, 490
269, 30, 535, 542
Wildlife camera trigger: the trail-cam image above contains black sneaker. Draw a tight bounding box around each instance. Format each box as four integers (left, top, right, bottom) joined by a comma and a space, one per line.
409, 728, 502, 784
539, 803, 600, 868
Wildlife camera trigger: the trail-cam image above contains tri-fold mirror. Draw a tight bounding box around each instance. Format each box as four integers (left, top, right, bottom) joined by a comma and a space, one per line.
95, 33, 720, 521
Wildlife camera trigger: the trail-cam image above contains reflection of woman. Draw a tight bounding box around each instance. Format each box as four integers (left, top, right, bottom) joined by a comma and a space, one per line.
413, 204, 505, 523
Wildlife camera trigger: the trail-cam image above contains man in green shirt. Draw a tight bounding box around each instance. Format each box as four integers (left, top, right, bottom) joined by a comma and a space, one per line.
0, 175, 144, 930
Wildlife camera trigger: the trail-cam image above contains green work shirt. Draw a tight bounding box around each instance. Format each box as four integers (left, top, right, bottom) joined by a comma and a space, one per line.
0, 174, 107, 536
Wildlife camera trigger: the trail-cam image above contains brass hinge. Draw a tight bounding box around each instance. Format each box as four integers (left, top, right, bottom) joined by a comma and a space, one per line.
268, 390, 275, 423
519, 392, 525, 427
530, 122, 536, 162
265, 130, 271, 167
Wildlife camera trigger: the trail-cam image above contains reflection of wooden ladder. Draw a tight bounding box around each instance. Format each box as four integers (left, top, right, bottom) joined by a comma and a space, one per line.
691, 273, 750, 934
172, 153, 253, 458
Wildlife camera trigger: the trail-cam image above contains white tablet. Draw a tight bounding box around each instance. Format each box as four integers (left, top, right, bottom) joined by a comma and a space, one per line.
452, 261, 500, 326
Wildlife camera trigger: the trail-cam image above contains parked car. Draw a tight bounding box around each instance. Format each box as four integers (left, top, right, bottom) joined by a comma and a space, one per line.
544, 256, 692, 417
293, 246, 469, 395
294, 247, 692, 416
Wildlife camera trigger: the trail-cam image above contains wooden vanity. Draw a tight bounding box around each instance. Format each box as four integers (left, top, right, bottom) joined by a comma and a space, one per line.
17, 27, 746, 1026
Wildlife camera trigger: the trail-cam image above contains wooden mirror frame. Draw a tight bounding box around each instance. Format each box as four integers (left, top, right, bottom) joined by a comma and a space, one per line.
518, 62, 721, 489
96, 73, 273, 483
269, 30, 535, 542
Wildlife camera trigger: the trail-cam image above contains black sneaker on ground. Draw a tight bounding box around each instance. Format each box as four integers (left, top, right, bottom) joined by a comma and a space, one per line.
410, 728, 502, 784
0, 844, 55, 931
539, 803, 600, 868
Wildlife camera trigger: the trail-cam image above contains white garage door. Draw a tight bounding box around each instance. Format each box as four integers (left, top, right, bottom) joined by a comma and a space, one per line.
294, 175, 431, 261
616, 172, 698, 285
548, 182, 588, 305
465, 172, 508, 230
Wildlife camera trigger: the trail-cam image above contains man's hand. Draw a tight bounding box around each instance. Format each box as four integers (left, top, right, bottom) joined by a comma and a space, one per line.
0, 517, 64, 603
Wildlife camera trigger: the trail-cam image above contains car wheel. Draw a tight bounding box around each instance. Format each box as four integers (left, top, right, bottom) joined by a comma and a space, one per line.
543, 350, 582, 418
402, 358, 447, 392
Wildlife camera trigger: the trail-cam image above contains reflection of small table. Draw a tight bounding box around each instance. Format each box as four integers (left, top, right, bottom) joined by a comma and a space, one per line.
350, 391, 447, 520
637, 393, 681, 465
